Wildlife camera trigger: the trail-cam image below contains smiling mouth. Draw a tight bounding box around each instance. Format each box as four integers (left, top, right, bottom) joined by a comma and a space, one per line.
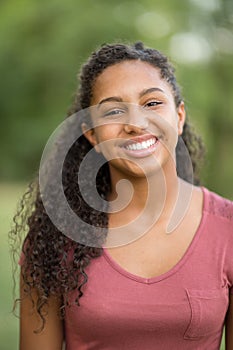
124, 137, 156, 151
121, 136, 159, 151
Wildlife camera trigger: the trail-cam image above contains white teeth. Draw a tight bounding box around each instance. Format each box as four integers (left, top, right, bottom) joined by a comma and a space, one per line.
125, 138, 156, 151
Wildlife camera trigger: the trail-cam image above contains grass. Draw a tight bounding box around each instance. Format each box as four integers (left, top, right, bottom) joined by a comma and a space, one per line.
0, 182, 226, 349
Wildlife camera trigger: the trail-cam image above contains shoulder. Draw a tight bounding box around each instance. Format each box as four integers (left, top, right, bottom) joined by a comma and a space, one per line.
202, 187, 233, 222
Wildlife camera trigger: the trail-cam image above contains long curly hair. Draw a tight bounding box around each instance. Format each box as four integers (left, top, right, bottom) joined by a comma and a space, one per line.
10, 42, 205, 331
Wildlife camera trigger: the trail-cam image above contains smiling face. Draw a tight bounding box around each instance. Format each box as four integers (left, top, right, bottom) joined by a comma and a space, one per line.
82, 60, 185, 180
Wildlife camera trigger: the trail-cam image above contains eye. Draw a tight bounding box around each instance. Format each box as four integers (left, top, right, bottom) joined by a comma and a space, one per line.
104, 109, 125, 117
144, 100, 163, 109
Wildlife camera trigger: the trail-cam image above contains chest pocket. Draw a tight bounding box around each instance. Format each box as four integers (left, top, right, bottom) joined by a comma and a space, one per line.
184, 288, 228, 340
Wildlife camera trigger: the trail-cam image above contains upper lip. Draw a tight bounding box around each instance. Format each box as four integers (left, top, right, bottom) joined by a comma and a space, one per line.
120, 134, 158, 147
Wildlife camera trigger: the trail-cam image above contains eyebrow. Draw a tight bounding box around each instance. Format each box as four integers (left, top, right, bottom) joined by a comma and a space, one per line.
139, 87, 165, 98
97, 96, 123, 108
97, 87, 165, 108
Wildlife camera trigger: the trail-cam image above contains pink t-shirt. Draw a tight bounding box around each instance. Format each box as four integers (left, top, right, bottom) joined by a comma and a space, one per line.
64, 188, 233, 349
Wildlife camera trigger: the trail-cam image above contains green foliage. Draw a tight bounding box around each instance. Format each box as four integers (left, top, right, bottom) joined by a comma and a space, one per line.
0, 0, 233, 199
1, 3, 232, 346
1, 2, 232, 346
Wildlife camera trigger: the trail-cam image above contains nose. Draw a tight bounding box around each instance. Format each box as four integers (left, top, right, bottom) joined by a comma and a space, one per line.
123, 106, 148, 134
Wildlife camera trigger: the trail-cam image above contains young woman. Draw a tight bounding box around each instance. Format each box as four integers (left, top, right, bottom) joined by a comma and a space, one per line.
12, 42, 233, 349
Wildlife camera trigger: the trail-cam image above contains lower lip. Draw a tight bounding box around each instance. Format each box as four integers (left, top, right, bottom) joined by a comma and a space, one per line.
121, 139, 160, 158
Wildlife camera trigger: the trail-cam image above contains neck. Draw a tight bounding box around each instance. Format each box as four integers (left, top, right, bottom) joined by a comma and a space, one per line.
105, 159, 185, 247
108, 159, 180, 221
105, 159, 194, 247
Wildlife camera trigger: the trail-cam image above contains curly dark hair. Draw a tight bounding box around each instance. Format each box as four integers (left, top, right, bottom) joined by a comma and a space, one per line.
10, 42, 205, 331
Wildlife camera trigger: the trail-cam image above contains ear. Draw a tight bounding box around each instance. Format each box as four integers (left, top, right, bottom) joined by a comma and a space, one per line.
177, 101, 186, 135
81, 123, 101, 153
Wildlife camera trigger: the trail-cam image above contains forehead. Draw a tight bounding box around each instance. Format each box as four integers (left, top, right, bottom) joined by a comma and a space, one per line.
91, 60, 173, 104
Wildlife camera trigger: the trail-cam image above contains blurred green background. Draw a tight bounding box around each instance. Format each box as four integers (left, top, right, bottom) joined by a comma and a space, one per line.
1, 0, 232, 348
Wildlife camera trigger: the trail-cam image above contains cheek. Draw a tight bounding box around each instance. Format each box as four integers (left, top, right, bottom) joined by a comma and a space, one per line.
166, 110, 179, 134
95, 124, 121, 142
157, 113, 179, 154
94, 127, 119, 158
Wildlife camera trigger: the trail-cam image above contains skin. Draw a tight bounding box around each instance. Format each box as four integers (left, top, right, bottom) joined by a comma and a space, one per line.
86, 60, 185, 180
84, 60, 188, 244
83, 59, 202, 268
20, 59, 232, 349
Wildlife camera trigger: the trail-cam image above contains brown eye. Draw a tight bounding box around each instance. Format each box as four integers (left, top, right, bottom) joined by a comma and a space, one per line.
144, 101, 163, 108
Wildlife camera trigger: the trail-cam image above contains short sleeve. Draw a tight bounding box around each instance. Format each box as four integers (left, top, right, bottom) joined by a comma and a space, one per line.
207, 190, 233, 295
